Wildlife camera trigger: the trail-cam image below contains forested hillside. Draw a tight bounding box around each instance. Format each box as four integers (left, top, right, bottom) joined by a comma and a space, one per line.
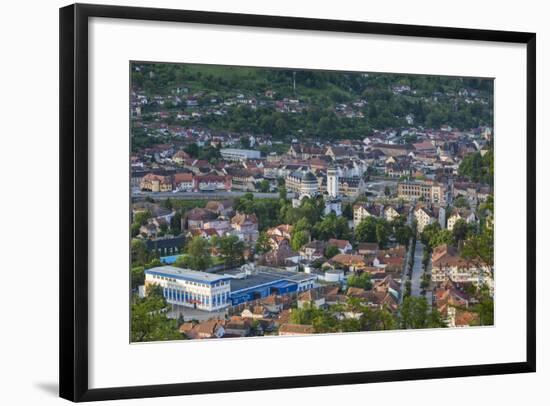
132, 62, 493, 140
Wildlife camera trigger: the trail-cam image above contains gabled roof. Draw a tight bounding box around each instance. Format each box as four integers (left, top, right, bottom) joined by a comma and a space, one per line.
357, 242, 379, 252
328, 238, 351, 249
331, 254, 367, 266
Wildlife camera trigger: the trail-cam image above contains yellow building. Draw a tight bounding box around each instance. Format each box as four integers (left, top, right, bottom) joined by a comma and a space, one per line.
140, 173, 173, 192
397, 181, 446, 204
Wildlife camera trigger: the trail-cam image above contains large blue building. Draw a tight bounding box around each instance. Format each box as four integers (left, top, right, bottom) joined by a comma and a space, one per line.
226, 267, 316, 305
144, 265, 316, 310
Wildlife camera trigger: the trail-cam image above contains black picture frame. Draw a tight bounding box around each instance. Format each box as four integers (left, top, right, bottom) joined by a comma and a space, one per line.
59, 3, 536, 402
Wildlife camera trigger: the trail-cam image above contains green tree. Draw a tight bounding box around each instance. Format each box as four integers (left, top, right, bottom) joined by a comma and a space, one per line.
313, 213, 350, 240
291, 230, 309, 251
131, 266, 145, 289
131, 222, 141, 237
324, 245, 340, 259
131, 239, 149, 266
475, 286, 494, 326
399, 296, 445, 329
355, 216, 378, 243
375, 221, 390, 248
183, 236, 212, 270
347, 272, 372, 290
255, 231, 272, 254
170, 211, 182, 234
429, 229, 454, 249
458, 150, 493, 185
453, 195, 470, 208
452, 218, 470, 243
461, 227, 494, 268
420, 222, 441, 246
294, 218, 311, 233
278, 186, 287, 201
131, 284, 183, 342
183, 143, 200, 158
240, 135, 250, 149
342, 203, 353, 220
133, 210, 152, 226
394, 223, 413, 246
361, 306, 397, 331
257, 179, 270, 193
213, 235, 245, 267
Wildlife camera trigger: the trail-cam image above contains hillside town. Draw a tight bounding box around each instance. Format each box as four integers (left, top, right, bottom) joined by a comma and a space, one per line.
130, 63, 494, 342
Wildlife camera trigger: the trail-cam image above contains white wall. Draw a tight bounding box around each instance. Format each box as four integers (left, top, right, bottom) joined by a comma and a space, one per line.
0, 0, 547, 404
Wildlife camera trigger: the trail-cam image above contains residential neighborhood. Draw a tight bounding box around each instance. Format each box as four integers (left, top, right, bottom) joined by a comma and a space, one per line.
130, 63, 494, 342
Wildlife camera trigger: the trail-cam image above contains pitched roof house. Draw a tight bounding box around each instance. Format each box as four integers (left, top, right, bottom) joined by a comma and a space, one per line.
327, 238, 352, 254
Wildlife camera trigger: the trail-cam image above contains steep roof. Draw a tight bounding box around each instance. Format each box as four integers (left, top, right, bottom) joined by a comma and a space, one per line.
328, 238, 351, 249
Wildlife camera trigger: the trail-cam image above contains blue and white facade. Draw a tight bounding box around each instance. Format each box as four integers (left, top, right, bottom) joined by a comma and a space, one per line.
145, 265, 317, 311
145, 266, 232, 311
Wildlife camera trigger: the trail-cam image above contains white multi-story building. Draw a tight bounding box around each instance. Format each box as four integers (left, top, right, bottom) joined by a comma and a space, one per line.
353, 203, 383, 228
220, 148, 261, 161
447, 209, 478, 230
145, 266, 232, 311
414, 206, 436, 233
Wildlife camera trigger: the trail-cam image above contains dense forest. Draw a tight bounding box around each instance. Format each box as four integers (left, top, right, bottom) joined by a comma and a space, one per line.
132, 62, 493, 140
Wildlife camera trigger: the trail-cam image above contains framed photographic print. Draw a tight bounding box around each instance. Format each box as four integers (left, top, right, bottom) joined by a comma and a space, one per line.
59, 3, 536, 402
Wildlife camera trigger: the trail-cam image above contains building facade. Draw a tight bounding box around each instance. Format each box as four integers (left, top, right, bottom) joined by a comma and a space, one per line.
220, 148, 261, 161
145, 266, 317, 311
140, 173, 173, 192
145, 266, 232, 311
397, 181, 446, 204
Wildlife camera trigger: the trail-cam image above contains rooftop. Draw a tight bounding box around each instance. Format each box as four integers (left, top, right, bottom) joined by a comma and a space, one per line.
145, 266, 230, 284
223, 267, 315, 293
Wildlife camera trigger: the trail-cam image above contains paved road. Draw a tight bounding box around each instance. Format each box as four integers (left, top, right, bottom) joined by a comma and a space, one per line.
399, 206, 415, 304
410, 241, 425, 297
132, 189, 363, 202
132, 190, 280, 200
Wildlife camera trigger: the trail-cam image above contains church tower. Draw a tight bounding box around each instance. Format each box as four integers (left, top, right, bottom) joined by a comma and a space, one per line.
327, 164, 339, 198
